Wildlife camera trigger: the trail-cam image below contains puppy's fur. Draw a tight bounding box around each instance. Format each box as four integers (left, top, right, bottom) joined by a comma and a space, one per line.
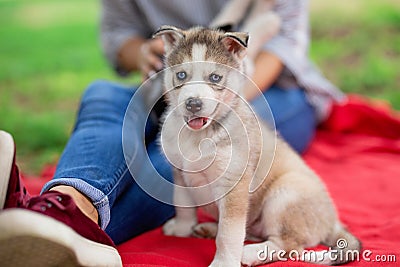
143, 0, 280, 110
155, 26, 360, 267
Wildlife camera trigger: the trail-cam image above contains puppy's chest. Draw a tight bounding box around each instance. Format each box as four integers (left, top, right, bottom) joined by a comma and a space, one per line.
179, 134, 230, 187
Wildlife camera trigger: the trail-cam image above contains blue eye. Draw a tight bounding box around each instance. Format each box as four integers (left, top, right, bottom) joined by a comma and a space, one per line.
209, 73, 222, 83
176, 71, 187, 80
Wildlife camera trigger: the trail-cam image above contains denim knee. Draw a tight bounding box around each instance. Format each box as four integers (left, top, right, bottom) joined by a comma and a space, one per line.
81, 80, 134, 107
72, 80, 136, 131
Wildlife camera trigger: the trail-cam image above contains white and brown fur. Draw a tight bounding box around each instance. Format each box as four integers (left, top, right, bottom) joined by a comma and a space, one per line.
143, 0, 280, 110
155, 26, 361, 267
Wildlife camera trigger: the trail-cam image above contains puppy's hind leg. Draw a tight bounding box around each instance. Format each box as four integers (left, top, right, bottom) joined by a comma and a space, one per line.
242, 172, 313, 266
311, 224, 361, 265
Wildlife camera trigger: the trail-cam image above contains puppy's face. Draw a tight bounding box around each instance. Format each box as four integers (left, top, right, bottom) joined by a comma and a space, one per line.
154, 26, 249, 131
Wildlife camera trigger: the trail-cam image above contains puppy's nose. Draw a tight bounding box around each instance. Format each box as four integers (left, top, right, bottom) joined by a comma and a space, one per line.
185, 97, 203, 112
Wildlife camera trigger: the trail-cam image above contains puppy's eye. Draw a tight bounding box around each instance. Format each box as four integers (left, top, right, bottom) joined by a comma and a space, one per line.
209, 73, 222, 83
176, 71, 187, 81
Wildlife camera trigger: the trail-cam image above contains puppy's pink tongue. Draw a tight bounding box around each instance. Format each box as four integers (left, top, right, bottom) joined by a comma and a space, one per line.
188, 117, 207, 130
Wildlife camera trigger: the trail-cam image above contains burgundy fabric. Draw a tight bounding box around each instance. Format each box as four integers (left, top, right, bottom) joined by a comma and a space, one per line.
4, 153, 30, 209
22, 191, 116, 248
23, 95, 400, 266
4, 152, 116, 248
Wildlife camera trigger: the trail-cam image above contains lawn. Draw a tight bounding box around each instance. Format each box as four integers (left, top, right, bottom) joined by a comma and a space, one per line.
1, 0, 399, 174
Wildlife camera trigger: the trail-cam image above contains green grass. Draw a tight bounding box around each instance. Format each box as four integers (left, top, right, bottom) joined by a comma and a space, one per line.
310, 0, 400, 107
0, 0, 133, 173
1, 0, 399, 174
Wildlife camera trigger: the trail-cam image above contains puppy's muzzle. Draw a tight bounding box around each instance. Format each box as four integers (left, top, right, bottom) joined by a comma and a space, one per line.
184, 97, 211, 130
185, 97, 203, 113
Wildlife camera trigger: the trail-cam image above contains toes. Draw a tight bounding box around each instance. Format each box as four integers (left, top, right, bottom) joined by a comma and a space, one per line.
192, 222, 218, 239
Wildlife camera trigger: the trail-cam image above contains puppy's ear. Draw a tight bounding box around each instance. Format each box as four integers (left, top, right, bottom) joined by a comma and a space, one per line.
220, 32, 249, 59
153, 25, 185, 53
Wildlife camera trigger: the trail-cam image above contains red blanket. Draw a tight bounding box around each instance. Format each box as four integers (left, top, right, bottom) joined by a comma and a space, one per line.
23, 95, 400, 266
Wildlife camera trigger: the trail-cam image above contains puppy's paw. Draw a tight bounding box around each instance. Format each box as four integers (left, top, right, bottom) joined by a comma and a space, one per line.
192, 222, 218, 239
241, 243, 270, 266
163, 218, 196, 237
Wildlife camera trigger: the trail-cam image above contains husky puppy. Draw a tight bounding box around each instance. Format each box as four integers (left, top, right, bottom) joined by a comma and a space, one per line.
155, 25, 360, 267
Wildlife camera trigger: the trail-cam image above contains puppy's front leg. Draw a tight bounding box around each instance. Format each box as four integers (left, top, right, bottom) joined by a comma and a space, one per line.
163, 168, 197, 237
209, 180, 249, 267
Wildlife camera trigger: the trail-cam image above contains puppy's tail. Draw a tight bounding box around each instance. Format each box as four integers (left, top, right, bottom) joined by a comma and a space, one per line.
302, 224, 361, 265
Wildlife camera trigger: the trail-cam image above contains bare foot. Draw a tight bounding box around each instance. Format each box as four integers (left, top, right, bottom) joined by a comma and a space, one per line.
50, 185, 99, 224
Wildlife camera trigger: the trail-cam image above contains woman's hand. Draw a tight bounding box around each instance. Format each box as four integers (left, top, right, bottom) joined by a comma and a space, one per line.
136, 38, 164, 78
117, 37, 165, 79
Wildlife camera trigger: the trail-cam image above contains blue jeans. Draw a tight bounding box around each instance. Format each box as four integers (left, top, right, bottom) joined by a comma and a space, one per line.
42, 80, 316, 244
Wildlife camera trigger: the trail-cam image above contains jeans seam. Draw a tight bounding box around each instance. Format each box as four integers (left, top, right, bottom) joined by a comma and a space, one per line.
105, 161, 130, 201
